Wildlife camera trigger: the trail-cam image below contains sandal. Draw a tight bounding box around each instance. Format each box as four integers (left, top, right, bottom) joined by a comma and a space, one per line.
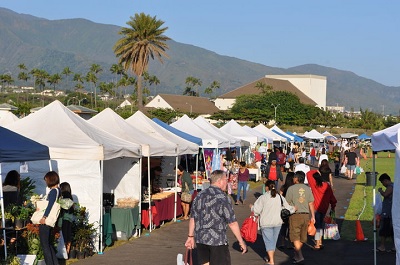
375, 247, 386, 252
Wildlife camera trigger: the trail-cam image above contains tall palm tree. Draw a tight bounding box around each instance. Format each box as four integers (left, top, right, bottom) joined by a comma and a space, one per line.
86, 71, 98, 108
62, 67, 73, 91
204, 80, 221, 99
47, 73, 62, 91
184, 76, 202, 97
113, 13, 170, 110
110, 63, 125, 98
89, 64, 102, 108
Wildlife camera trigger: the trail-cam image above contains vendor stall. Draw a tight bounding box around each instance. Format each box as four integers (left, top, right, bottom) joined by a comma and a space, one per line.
141, 191, 183, 228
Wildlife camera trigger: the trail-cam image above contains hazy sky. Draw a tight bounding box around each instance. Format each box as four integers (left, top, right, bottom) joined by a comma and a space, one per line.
1, 1, 399, 86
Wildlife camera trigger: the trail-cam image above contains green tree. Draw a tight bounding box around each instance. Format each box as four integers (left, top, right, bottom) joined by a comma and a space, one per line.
204, 80, 220, 98
184, 76, 202, 96
62, 67, 73, 91
0, 74, 14, 92
110, 63, 125, 97
114, 13, 170, 110
255, 81, 272, 93
89, 64, 102, 108
47, 73, 62, 91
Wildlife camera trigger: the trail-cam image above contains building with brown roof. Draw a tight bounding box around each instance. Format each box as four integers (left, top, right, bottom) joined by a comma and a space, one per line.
215, 75, 324, 110
145, 94, 220, 115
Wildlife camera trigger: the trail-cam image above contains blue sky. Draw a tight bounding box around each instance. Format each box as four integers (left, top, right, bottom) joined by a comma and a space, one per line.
1, 1, 399, 86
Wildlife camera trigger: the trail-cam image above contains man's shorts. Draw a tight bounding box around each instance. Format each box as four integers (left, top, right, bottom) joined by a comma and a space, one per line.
196, 243, 231, 265
289, 213, 309, 243
347, 164, 356, 171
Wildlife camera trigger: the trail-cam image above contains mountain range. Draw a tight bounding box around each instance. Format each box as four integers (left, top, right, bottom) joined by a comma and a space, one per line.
1, 7, 399, 114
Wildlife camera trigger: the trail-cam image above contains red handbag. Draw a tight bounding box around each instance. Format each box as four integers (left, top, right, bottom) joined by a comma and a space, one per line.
240, 213, 258, 243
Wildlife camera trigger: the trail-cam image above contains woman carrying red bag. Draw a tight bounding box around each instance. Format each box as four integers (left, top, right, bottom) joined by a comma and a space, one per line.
306, 170, 337, 250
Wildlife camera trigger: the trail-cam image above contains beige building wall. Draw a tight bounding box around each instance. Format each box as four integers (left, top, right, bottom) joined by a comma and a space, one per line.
266, 74, 327, 109
214, 98, 236, 110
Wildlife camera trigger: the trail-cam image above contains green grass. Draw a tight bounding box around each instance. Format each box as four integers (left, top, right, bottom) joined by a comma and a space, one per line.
340, 151, 395, 241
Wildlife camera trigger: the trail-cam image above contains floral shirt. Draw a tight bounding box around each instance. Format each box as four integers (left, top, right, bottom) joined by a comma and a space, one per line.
191, 186, 237, 246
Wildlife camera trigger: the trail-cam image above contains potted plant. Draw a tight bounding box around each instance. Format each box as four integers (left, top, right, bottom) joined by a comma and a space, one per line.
14, 205, 32, 229
72, 205, 97, 260
22, 223, 44, 264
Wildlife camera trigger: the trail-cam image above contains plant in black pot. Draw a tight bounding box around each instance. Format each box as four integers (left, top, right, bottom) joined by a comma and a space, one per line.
72, 205, 97, 260
15, 205, 32, 229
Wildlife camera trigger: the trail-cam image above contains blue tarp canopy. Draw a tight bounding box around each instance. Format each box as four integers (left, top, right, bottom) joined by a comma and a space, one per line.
358, 133, 371, 140
272, 129, 292, 142
0, 126, 50, 162
286, 131, 304, 142
152, 118, 203, 146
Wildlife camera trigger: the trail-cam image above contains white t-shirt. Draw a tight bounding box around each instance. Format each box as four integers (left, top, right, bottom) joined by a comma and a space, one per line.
294, 163, 310, 184
318, 154, 329, 166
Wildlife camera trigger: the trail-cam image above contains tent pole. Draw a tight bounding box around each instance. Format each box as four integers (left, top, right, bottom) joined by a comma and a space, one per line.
174, 156, 178, 220
0, 164, 7, 260
372, 151, 377, 265
138, 157, 143, 237
98, 160, 104, 254
148, 155, 152, 232
195, 154, 199, 190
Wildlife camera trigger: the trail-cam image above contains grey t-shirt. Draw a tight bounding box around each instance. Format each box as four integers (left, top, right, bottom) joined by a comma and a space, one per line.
285, 183, 314, 213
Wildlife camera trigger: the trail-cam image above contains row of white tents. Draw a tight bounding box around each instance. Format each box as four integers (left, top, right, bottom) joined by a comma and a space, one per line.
0, 100, 286, 253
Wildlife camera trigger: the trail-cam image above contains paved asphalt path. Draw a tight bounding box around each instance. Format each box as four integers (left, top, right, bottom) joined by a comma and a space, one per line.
72, 171, 396, 265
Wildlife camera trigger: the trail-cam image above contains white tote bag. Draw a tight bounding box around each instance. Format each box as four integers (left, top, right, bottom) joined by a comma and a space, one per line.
31, 188, 60, 227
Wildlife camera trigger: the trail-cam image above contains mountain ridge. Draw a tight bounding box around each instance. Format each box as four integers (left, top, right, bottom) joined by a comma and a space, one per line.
0, 7, 399, 114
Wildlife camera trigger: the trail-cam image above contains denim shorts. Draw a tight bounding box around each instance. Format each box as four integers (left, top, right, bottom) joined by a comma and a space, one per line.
347, 164, 356, 171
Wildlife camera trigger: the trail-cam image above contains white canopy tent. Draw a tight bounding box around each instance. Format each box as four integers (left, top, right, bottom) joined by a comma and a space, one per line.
242, 125, 273, 144
90, 108, 178, 158
253, 124, 287, 142
371, 124, 400, 265
126, 111, 199, 155
0, 111, 19, 126
5, 100, 142, 251
303, 129, 325, 140
126, 111, 200, 224
171, 115, 230, 148
220, 120, 260, 148
90, 108, 182, 233
193, 116, 243, 147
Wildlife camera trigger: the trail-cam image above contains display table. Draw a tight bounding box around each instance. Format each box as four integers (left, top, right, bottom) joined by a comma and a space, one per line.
248, 168, 260, 181
141, 192, 183, 228
110, 206, 140, 239
103, 212, 113, 246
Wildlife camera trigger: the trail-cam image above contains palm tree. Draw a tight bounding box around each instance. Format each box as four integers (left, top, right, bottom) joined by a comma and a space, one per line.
47, 73, 62, 91
110, 63, 125, 98
184, 76, 202, 96
255, 81, 272, 93
62, 67, 73, 91
204, 80, 220, 99
89, 64, 102, 108
18, 64, 27, 71
0, 74, 14, 92
86, 71, 98, 108
113, 13, 170, 110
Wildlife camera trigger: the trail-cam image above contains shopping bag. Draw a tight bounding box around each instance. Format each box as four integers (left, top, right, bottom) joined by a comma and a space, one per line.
56, 231, 68, 259
324, 223, 340, 240
340, 165, 347, 174
177, 248, 193, 265
240, 213, 258, 243
31, 189, 61, 227
307, 221, 316, 236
